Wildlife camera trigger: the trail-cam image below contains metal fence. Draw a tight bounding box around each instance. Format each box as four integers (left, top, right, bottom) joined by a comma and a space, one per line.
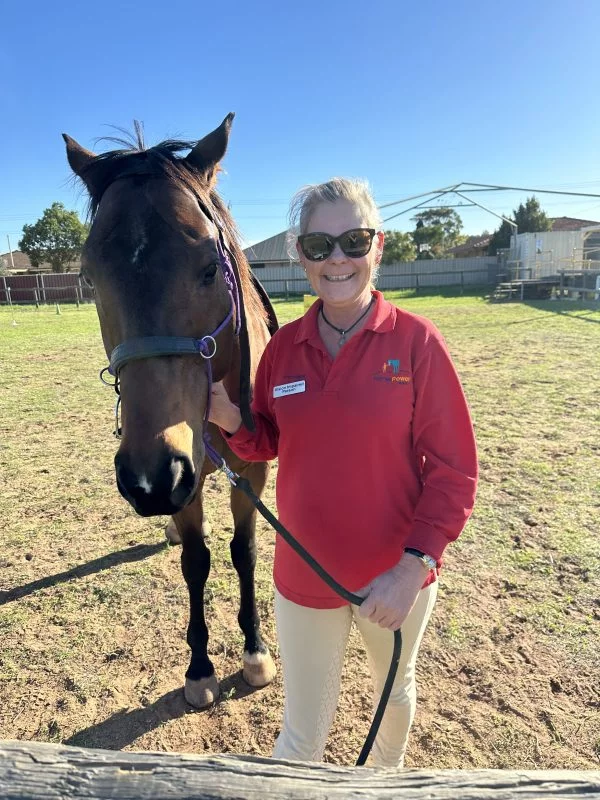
0, 257, 500, 306
0, 273, 94, 305
252, 256, 499, 297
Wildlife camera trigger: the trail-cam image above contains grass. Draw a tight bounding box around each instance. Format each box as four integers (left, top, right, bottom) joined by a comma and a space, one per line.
0, 293, 599, 768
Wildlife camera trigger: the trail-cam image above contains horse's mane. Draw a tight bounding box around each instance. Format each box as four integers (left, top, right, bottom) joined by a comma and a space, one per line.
80, 130, 267, 326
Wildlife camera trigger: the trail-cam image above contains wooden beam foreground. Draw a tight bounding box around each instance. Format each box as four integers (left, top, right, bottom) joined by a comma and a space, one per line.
1, 740, 599, 799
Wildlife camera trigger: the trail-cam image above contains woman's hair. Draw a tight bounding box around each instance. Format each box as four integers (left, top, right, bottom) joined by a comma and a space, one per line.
287, 177, 383, 282
288, 177, 382, 237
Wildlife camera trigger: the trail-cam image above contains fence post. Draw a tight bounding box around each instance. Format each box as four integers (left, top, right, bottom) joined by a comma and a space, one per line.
285, 280, 289, 301
40, 274, 47, 304
415, 273, 419, 293
460, 271, 464, 295
1, 275, 7, 304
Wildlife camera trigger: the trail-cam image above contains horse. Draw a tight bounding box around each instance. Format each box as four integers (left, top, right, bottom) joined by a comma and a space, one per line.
63, 114, 278, 708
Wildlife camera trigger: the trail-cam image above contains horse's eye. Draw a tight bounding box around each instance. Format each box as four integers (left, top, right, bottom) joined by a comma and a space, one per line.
79, 271, 94, 290
202, 263, 218, 286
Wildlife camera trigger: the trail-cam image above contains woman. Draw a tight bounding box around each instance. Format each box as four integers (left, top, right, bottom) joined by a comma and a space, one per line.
209, 178, 478, 766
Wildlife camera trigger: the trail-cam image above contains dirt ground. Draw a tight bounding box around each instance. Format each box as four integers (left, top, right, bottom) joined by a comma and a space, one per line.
0, 297, 598, 769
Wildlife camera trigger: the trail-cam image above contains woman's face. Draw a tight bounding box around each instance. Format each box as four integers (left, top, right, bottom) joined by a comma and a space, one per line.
297, 199, 384, 310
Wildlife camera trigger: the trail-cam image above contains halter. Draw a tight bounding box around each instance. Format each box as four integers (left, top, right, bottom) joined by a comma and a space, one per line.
100, 231, 240, 466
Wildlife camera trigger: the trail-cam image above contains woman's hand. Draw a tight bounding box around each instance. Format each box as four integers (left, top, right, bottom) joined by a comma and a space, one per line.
357, 554, 430, 630
208, 381, 243, 434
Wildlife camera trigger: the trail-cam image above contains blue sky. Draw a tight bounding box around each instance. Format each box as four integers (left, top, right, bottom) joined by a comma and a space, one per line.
3, 0, 600, 251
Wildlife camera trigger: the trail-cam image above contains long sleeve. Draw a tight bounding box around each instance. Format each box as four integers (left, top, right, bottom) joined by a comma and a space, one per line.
223, 336, 280, 462
404, 325, 478, 562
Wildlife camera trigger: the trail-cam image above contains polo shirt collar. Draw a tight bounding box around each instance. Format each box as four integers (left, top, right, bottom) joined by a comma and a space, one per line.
293, 290, 395, 346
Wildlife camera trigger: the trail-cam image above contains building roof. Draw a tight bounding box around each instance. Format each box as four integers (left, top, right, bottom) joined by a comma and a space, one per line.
447, 233, 491, 256
243, 231, 295, 263
0, 250, 80, 273
549, 217, 600, 231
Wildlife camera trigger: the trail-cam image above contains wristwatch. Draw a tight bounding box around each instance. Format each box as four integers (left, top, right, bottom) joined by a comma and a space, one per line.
404, 548, 437, 571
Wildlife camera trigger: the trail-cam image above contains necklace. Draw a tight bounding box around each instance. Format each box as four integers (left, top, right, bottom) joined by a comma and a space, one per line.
320, 296, 375, 346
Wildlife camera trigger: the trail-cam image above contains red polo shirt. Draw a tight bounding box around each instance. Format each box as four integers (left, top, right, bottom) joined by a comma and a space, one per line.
227, 290, 478, 609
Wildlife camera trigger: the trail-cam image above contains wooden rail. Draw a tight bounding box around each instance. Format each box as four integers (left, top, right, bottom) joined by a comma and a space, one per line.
1, 740, 599, 799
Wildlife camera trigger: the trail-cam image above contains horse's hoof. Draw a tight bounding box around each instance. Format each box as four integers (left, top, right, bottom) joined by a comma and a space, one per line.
242, 650, 277, 688
184, 675, 220, 708
165, 519, 181, 545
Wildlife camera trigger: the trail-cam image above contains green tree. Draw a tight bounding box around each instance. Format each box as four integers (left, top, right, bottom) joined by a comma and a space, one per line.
488, 196, 551, 255
381, 230, 417, 264
411, 207, 463, 258
19, 202, 88, 272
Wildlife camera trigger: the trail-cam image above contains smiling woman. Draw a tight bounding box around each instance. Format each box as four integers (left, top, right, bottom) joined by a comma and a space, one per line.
207, 177, 479, 767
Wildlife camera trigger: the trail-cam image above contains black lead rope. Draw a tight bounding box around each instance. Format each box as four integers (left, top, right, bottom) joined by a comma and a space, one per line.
230, 472, 402, 767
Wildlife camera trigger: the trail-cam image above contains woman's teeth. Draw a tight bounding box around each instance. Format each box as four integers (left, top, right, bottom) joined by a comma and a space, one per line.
324, 273, 353, 282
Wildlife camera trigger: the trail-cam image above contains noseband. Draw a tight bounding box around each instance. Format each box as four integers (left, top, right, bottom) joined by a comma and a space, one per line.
100, 231, 241, 466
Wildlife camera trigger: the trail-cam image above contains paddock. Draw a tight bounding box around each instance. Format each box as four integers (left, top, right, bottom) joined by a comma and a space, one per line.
0, 292, 598, 770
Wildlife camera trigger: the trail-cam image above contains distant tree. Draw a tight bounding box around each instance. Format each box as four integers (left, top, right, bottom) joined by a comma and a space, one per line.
411, 207, 464, 258
19, 202, 88, 273
381, 230, 417, 264
488, 219, 514, 255
488, 196, 551, 255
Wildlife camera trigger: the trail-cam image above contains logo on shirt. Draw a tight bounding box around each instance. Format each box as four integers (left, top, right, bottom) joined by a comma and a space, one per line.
373, 358, 411, 384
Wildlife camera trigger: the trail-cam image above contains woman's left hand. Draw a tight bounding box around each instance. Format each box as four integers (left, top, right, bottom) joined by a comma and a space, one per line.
357, 554, 430, 630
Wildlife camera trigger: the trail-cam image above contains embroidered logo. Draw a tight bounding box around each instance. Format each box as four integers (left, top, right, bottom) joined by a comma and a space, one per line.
382, 359, 400, 375
373, 358, 411, 384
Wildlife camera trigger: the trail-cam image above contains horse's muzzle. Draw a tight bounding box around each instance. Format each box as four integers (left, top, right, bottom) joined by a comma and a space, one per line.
114, 450, 197, 516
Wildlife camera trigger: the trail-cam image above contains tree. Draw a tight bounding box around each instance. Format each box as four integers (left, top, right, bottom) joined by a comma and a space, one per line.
381, 230, 417, 264
411, 207, 464, 258
19, 202, 88, 272
488, 196, 551, 255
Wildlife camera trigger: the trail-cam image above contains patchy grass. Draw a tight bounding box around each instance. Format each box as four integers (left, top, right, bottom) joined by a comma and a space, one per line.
0, 295, 598, 768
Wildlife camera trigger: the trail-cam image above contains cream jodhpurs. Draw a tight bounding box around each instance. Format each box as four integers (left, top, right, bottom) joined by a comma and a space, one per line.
272, 581, 438, 767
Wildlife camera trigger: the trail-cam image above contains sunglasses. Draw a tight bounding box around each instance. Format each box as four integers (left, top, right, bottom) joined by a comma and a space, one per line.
297, 228, 376, 262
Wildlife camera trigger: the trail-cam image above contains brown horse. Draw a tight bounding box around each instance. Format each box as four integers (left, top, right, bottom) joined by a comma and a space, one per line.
63, 114, 278, 707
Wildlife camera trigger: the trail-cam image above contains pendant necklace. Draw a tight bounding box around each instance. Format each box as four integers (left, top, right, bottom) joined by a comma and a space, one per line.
320, 297, 375, 347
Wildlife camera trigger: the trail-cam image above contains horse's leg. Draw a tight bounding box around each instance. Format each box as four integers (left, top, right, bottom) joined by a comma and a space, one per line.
165, 517, 210, 545
174, 481, 220, 708
230, 460, 277, 688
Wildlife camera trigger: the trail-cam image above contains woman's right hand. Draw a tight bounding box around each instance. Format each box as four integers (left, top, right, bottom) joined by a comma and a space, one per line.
208, 381, 243, 435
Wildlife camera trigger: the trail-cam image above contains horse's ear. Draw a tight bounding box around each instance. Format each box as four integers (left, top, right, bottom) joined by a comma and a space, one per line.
63, 134, 97, 188
185, 113, 235, 186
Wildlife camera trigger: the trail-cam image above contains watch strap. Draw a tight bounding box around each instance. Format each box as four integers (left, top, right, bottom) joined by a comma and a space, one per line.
404, 548, 437, 570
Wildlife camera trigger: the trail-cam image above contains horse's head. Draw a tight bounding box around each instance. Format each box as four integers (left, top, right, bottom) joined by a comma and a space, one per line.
64, 115, 254, 517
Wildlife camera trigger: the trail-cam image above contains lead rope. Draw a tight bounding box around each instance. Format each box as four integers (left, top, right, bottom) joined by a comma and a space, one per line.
207, 453, 402, 767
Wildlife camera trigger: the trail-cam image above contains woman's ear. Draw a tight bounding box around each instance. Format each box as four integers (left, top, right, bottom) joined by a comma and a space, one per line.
375, 230, 385, 264
296, 240, 306, 270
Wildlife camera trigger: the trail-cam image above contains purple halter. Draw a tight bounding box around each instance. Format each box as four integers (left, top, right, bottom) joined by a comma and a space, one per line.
101, 232, 242, 466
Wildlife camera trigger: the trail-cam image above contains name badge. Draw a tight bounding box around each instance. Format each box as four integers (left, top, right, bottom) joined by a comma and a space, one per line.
273, 380, 306, 398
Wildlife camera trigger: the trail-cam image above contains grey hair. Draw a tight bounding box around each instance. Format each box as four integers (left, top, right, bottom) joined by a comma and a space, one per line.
287, 177, 383, 281
288, 177, 381, 238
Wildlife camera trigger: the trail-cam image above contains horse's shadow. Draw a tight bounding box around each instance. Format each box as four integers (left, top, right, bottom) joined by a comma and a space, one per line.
64, 673, 262, 750
0, 542, 169, 605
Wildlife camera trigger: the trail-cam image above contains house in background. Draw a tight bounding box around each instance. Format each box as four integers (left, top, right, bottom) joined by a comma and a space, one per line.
243, 231, 297, 269
0, 250, 81, 274
447, 233, 492, 259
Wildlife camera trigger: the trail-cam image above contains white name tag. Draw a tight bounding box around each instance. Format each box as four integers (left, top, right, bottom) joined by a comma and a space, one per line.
273, 380, 306, 398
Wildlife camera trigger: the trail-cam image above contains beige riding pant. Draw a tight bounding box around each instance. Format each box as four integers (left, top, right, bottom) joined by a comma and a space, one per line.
272, 581, 438, 767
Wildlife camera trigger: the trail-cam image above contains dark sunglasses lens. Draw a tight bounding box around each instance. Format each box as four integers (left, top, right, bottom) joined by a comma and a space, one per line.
301, 233, 332, 261
340, 229, 373, 257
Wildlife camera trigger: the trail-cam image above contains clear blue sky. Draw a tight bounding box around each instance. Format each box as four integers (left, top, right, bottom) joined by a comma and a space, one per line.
3, 0, 600, 252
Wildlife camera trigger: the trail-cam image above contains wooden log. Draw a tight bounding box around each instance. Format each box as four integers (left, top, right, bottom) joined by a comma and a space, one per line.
0, 740, 599, 799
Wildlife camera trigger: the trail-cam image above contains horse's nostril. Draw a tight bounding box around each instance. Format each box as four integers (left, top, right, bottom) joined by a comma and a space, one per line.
169, 454, 196, 507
